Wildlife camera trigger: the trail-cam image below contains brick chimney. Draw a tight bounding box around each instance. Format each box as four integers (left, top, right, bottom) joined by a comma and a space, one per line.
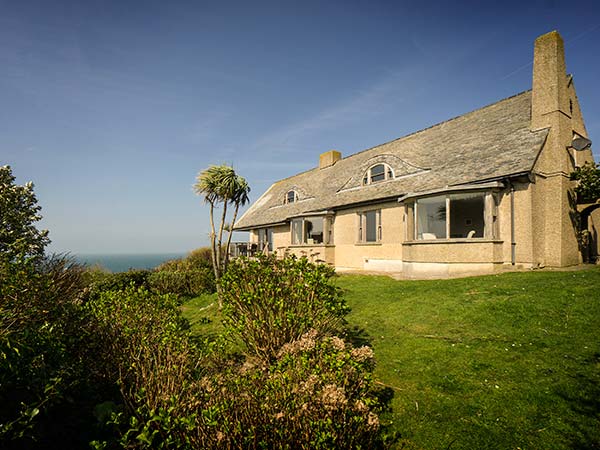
319, 150, 342, 169
531, 30, 570, 131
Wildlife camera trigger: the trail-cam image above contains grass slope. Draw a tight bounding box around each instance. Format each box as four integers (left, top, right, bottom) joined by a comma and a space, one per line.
183, 268, 600, 450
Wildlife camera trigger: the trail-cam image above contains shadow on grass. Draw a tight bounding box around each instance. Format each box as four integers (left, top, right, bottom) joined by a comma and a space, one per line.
342, 323, 405, 449
556, 351, 600, 449
343, 323, 373, 347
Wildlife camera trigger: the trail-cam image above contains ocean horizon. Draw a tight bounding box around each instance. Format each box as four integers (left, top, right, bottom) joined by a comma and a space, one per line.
75, 253, 185, 273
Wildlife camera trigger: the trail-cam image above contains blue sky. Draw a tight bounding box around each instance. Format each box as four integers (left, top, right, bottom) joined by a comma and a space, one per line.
2, 0, 599, 254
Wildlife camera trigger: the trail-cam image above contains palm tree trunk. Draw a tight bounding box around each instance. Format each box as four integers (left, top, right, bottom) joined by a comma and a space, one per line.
224, 202, 240, 269
216, 200, 228, 308
208, 201, 219, 282
217, 200, 228, 271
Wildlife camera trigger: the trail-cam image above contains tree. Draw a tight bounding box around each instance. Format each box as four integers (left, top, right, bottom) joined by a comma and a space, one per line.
193, 165, 250, 298
0, 165, 50, 265
570, 162, 600, 203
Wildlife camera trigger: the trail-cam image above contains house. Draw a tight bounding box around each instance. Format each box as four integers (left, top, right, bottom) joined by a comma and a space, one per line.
234, 31, 595, 277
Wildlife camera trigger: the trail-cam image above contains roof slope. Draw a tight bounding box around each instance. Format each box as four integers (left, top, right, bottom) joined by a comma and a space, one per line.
236, 90, 548, 230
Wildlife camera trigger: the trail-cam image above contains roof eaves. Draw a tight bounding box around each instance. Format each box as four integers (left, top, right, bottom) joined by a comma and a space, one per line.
233, 220, 288, 232
398, 181, 505, 202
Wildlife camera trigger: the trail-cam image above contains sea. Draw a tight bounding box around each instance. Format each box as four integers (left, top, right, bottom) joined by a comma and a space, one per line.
75, 253, 185, 273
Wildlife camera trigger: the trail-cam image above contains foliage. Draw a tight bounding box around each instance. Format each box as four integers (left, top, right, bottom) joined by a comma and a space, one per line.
151, 247, 215, 296
0, 255, 106, 449
185, 268, 600, 450
85, 287, 194, 413
0, 165, 50, 264
96, 255, 380, 450
148, 268, 215, 297
185, 246, 213, 269
193, 165, 250, 298
220, 254, 350, 361
83, 269, 152, 301
570, 161, 600, 203
85, 287, 201, 449
193, 331, 380, 450
156, 247, 213, 272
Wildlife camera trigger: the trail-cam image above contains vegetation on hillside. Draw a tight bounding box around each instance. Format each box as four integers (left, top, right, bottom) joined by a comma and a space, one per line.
185, 269, 600, 450
1, 166, 381, 448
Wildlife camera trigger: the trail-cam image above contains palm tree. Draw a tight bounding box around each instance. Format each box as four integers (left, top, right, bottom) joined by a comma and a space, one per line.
194, 165, 250, 301
224, 177, 250, 267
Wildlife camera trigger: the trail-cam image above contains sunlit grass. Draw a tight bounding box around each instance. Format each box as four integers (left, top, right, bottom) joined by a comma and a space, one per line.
182, 267, 600, 449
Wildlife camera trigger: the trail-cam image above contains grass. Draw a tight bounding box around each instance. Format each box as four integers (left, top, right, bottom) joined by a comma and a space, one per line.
182, 267, 600, 449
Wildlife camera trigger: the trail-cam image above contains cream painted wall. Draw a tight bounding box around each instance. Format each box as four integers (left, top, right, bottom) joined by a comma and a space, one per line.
333, 201, 404, 269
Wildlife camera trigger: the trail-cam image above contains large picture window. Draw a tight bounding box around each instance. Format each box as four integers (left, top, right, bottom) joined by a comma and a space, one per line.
416, 196, 446, 239
414, 192, 494, 240
257, 228, 274, 252
291, 216, 333, 245
358, 210, 382, 243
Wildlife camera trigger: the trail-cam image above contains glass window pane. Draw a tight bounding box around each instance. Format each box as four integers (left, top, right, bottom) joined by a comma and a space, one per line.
370, 164, 385, 183
287, 191, 295, 203
449, 193, 485, 238
365, 211, 377, 242
292, 219, 302, 244
416, 196, 446, 239
305, 217, 324, 244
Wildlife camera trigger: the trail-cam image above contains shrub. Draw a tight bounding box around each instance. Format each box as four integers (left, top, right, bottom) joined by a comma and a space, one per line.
97, 254, 382, 450
185, 247, 213, 269
192, 331, 380, 450
86, 287, 201, 450
148, 268, 215, 297
156, 247, 213, 272
84, 269, 152, 301
570, 161, 600, 203
220, 254, 349, 361
0, 255, 107, 449
152, 247, 216, 297
85, 287, 193, 409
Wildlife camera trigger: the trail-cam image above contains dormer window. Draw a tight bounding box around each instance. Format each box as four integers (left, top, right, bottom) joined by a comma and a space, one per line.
286, 190, 297, 204
363, 163, 393, 185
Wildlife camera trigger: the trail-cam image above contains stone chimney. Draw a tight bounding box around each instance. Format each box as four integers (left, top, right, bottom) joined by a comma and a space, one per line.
529, 31, 582, 268
319, 150, 342, 169
531, 30, 570, 131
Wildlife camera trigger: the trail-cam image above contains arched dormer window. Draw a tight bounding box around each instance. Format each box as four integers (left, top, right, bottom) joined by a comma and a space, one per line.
285, 190, 298, 204
363, 163, 393, 185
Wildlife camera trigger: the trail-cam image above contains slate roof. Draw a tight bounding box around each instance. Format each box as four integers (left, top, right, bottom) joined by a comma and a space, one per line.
235, 90, 549, 230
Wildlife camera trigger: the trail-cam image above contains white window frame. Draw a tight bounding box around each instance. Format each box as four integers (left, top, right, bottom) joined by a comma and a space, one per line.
363, 164, 394, 185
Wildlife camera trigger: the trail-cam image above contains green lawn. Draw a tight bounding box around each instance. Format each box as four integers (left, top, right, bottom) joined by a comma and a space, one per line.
182, 268, 600, 449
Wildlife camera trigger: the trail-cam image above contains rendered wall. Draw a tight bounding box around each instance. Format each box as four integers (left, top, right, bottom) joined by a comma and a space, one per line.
530, 31, 584, 267
333, 201, 404, 270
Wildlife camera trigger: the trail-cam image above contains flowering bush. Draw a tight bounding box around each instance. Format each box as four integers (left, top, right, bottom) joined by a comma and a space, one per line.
220, 254, 349, 361
192, 331, 380, 450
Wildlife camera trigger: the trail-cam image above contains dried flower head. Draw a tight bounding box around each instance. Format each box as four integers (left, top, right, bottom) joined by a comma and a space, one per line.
351, 346, 374, 363
320, 384, 348, 410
